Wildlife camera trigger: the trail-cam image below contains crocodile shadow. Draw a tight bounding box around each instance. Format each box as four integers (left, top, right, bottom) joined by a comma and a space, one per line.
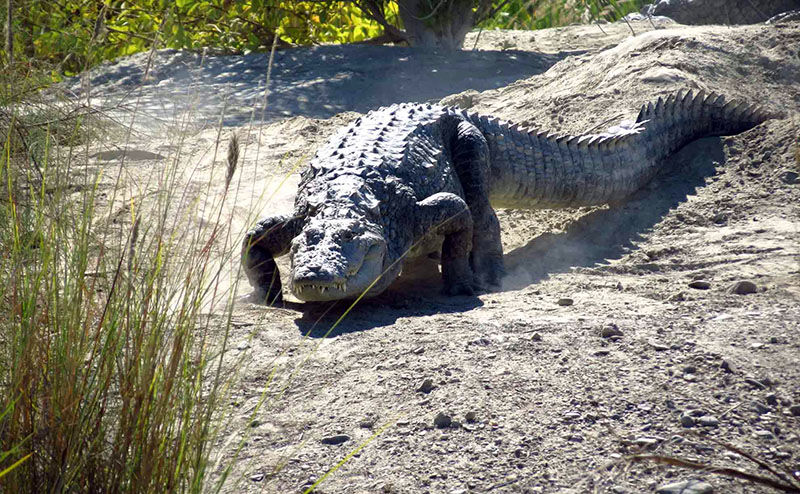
291, 283, 483, 337
503, 136, 726, 288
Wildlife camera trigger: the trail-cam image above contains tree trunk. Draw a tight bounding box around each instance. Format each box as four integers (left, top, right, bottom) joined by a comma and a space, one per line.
396, 0, 475, 50
5, 0, 12, 64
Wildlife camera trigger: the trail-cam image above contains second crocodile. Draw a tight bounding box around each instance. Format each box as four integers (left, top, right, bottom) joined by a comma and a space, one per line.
242, 90, 776, 303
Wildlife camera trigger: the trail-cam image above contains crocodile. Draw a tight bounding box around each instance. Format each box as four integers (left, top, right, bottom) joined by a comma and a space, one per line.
640, 0, 800, 25
242, 90, 775, 303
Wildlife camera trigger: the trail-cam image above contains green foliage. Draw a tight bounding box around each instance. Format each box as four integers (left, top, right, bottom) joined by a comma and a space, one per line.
1, 1, 394, 76
0, 0, 651, 78
482, 0, 649, 30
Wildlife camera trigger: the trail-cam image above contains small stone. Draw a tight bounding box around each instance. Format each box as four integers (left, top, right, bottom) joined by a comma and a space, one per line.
680, 415, 695, 428
465, 411, 478, 423
601, 324, 623, 338
531, 332, 542, 342
720, 360, 733, 373
321, 434, 351, 445
688, 280, 711, 290
745, 378, 767, 389
753, 402, 771, 415
417, 378, 434, 394
753, 430, 776, 440
650, 341, 670, 351
780, 170, 799, 184
633, 437, 659, 448
698, 415, 719, 427
789, 405, 800, 416
434, 412, 452, 429
729, 280, 757, 295
655, 479, 713, 494
412, 346, 425, 354
250, 473, 265, 482
683, 365, 697, 374
557, 298, 574, 306
766, 394, 778, 406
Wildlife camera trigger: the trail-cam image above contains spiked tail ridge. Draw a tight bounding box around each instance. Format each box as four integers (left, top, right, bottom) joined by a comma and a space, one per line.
478, 90, 779, 209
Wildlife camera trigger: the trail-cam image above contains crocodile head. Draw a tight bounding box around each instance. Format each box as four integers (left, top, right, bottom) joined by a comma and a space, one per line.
289, 217, 394, 301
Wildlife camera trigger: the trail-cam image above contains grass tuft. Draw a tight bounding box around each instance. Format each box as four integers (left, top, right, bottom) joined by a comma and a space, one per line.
0, 61, 241, 493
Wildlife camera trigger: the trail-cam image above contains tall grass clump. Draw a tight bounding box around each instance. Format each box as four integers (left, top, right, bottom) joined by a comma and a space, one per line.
0, 63, 240, 492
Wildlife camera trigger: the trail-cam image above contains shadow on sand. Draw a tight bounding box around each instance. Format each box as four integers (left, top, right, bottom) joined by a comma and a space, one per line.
71, 45, 582, 128
503, 136, 726, 288
290, 286, 483, 338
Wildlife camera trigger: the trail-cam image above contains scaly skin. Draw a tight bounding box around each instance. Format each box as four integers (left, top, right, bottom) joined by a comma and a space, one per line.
641, 0, 800, 25
242, 90, 776, 302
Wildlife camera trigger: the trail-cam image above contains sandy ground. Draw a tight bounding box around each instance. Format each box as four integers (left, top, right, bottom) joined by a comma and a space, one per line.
73, 17, 799, 494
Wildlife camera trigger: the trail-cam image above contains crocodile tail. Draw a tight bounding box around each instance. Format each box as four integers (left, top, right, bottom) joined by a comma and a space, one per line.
634, 89, 776, 165
481, 90, 777, 209
547, 90, 776, 207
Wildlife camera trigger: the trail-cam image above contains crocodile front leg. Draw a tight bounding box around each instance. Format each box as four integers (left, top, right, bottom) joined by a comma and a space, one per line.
449, 119, 505, 290
415, 192, 475, 296
241, 214, 303, 304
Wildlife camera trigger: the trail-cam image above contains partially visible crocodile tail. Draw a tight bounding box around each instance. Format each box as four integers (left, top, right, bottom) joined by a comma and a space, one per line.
482, 90, 777, 209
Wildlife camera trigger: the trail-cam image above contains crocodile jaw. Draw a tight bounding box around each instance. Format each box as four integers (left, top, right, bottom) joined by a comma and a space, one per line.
291, 243, 388, 302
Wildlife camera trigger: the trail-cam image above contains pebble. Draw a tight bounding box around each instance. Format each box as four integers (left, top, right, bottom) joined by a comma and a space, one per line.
656, 479, 713, 494
683, 365, 697, 374
601, 324, 623, 338
688, 280, 711, 290
650, 341, 670, 351
321, 434, 351, 445
780, 170, 799, 184
698, 415, 719, 427
531, 332, 542, 342
633, 437, 659, 448
753, 430, 776, 440
680, 415, 695, 428
434, 412, 453, 429
729, 280, 758, 295
249, 473, 265, 482
465, 411, 478, 423
789, 405, 800, 416
753, 402, 771, 415
744, 378, 767, 389
720, 360, 733, 373
766, 394, 778, 406
417, 378, 434, 394
557, 298, 574, 306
